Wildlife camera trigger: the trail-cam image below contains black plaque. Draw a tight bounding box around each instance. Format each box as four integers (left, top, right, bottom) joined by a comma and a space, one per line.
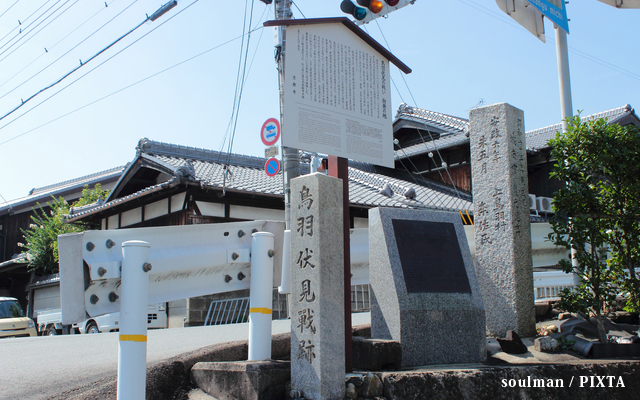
391, 219, 471, 294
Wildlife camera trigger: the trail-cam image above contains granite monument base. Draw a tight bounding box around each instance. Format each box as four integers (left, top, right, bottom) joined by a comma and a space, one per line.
369, 207, 486, 366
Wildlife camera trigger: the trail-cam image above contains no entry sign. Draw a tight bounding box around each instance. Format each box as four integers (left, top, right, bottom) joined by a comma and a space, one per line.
261, 118, 280, 146
264, 157, 280, 176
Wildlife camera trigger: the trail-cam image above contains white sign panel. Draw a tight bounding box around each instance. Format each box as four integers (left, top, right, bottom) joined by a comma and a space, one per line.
283, 23, 394, 168
597, 0, 640, 8
495, 0, 545, 42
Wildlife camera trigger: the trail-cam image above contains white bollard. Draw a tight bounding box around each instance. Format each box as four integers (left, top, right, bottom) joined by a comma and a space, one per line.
117, 240, 151, 400
248, 232, 275, 361
278, 230, 291, 294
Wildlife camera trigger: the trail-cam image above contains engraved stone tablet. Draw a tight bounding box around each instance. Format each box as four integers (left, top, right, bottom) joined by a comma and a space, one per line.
370, 208, 486, 367
392, 219, 471, 294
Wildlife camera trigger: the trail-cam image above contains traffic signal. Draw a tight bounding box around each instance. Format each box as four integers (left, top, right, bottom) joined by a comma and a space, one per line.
341, 0, 416, 25
340, 0, 367, 21
357, 0, 384, 14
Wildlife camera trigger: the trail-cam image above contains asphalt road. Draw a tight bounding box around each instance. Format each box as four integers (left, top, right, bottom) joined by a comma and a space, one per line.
0, 313, 371, 400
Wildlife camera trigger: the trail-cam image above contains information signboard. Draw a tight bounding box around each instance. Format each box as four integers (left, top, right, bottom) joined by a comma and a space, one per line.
283, 22, 394, 168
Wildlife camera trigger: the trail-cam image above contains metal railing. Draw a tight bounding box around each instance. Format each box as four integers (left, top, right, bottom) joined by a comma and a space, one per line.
533, 270, 573, 300
351, 284, 370, 312
204, 297, 250, 326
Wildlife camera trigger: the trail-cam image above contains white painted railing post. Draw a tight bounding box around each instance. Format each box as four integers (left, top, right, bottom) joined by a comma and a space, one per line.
278, 230, 291, 294
117, 240, 151, 400
248, 232, 275, 361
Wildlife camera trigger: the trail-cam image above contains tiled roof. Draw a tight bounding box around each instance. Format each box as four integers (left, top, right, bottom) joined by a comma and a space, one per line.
1, 165, 126, 216
525, 104, 635, 151
67, 139, 474, 220
395, 134, 470, 160
395, 103, 469, 134
393, 104, 637, 158
348, 167, 473, 212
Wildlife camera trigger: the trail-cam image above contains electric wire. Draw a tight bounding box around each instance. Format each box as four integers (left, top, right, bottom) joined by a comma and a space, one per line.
0, 0, 53, 48
0, 26, 260, 147
457, 0, 640, 81
291, 1, 306, 18
0, 0, 70, 57
371, 20, 465, 210
0, 191, 13, 213
0, 0, 201, 134
1, 0, 136, 99
0, 0, 22, 21
222, 0, 256, 194
219, 0, 268, 154
0, 16, 146, 122
0, 0, 81, 64
0, 0, 151, 122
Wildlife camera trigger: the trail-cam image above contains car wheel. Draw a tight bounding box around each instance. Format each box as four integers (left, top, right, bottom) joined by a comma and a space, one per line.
86, 321, 100, 334
46, 326, 59, 336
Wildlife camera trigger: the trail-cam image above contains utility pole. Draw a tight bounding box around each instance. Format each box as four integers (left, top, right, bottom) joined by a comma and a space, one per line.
274, 0, 299, 230
554, 25, 573, 133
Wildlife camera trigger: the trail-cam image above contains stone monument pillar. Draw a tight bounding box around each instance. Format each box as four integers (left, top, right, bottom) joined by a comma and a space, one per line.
469, 102, 535, 337
290, 173, 345, 400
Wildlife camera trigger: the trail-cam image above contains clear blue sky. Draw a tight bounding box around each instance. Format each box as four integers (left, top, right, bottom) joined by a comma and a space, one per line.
0, 0, 638, 202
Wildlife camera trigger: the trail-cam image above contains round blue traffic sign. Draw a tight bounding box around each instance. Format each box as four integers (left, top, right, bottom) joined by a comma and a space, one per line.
261, 118, 280, 146
265, 157, 280, 177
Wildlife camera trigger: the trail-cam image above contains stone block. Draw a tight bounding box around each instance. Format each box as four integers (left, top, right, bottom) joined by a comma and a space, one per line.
534, 337, 561, 353
190, 360, 290, 400
369, 207, 486, 367
352, 337, 401, 371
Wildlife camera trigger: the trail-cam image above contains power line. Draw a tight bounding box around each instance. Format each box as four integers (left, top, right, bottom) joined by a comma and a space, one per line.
0, 0, 164, 122
0, 0, 206, 141
369, 20, 465, 205
0, 0, 70, 56
222, 0, 257, 195
457, 0, 640, 82
0, 0, 81, 65
0, 18, 146, 122
291, 1, 305, 18
0, 0, 54, 47
0, 0, 136, 99
0, 0, 22, 21
0, 25, 262, 146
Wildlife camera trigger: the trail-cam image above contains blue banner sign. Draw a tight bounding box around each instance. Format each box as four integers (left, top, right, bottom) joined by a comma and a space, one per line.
527, 0, 569, 33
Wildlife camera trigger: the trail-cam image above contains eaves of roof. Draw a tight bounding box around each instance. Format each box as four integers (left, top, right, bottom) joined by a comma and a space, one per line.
394, 103, 469, 134
67, 140, 476, 222
1, 165, 126, 216
393, 104, 637, 159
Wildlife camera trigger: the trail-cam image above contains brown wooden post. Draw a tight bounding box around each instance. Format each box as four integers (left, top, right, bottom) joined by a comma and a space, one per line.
328, 155, 352, 372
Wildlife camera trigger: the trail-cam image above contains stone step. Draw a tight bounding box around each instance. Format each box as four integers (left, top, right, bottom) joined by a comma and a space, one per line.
190, 337, 400, 400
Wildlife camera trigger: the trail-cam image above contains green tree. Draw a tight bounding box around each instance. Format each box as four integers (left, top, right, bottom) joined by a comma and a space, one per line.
548, 115, 640, 343
19, 184, 109, 275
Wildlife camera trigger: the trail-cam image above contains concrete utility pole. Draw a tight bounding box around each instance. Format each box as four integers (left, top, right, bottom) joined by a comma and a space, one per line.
274, 0, 299, 229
